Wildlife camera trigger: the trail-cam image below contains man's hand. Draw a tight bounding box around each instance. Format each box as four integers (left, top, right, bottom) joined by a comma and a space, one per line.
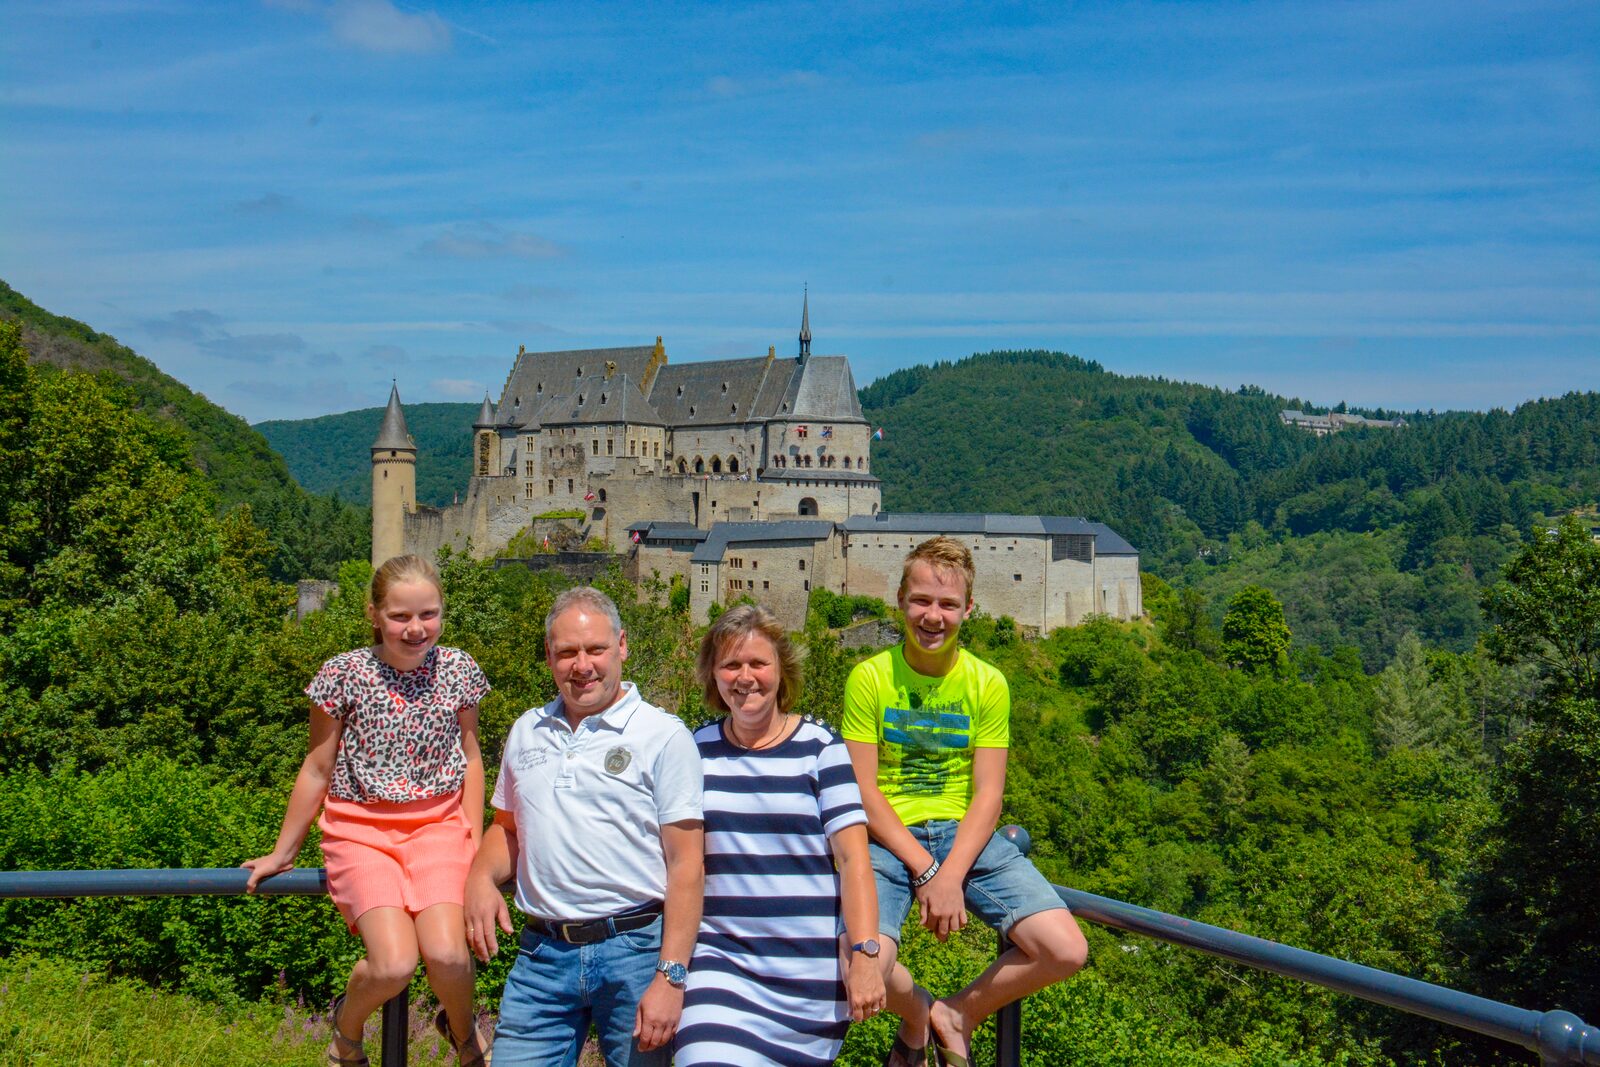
916, 867, 968, 941
632, 974, 683, 1052
464, 872, 513, 962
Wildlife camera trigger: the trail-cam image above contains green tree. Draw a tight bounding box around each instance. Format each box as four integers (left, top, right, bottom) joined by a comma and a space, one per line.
1220, 585, 1291, 676
1481, 516, 1600, 700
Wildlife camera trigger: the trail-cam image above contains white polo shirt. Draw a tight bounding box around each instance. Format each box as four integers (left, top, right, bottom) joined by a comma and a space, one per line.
491, 681, 703, 921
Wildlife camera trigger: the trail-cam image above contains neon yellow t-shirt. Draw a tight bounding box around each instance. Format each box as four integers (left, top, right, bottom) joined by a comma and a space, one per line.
841, 645, 1010, 826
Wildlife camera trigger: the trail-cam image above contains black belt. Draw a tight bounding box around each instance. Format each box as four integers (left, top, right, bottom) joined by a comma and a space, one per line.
525, 902, 663, 945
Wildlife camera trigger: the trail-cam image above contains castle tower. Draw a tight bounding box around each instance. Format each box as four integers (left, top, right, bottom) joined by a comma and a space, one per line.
798, 288, 811, 362
371, 383, 416, 568
472, 393, 500, 476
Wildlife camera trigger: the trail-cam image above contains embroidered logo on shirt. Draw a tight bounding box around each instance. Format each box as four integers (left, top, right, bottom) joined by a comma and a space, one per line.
605, 746, 632, 774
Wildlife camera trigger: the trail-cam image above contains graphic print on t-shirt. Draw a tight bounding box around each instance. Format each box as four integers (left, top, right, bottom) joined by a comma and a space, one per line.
883, 687, 971, 794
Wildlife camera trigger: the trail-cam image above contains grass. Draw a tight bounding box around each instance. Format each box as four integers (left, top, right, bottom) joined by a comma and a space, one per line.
0, 955, 472, 1066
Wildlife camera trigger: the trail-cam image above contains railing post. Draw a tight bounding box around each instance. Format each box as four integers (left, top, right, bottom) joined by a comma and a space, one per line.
381, 990, 408, 1065
994, 927, 1023, 1067
993, 824, 1030, 1067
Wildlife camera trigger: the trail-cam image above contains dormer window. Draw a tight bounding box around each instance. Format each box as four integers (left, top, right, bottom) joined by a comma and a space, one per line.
689, 405, 696, 416
537, 383, 543, 394
677, 385, 684, 397
601, 392, 608, 404
576, 366, 583, 377
578, 394, 585, 405
721, 382, 728, 393
731, 403, 737, 414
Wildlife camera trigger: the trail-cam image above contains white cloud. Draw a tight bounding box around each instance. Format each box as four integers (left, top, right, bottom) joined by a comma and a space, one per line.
429, 377, 482, 398
327, 0, 451, 54
417, 223, 565, 261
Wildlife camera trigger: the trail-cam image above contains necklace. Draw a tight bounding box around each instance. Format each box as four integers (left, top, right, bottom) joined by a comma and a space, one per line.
726, 714, 794, 751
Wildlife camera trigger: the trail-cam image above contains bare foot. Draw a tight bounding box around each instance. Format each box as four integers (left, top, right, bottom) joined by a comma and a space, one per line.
928, 998, 972, 1067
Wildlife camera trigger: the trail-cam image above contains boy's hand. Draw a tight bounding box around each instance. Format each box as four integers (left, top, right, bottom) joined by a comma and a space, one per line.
915, 868, 968, 941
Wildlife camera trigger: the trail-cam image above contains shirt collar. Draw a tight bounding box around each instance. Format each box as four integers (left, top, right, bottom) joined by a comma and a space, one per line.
540, 681, 643, 734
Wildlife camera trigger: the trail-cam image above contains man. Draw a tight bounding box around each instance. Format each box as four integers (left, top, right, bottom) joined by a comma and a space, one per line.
843, 537, 1088, 1067
466, 586, 704, 1066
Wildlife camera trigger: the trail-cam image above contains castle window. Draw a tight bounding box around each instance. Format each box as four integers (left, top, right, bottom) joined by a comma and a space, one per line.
576, 367, 583, 376
731, 403, 737, 414
525, 483, 535, 499
654, 441, 660, 458
592, 439, 600, 455
721, 382, 727, 393
537, 383, 543, 394
750, 559, 757, 570
567, 479, 574, 493
525, 460, 536, 477
689, 405, 696, 416
729, 457, 739, 473
701, 582, 708, 593
763, 581, 769, 590
694, 457, 704, 474
607, 438, 614, 455
1014, 574, 1022, 581
548, 479, 554, 494
843, 457, 852, 469
599, 489, 607, 502
711, 457, 722, 474
803, 579, 810, 591
678, 458, 688, 474
798, 559, 806, 571
629, 439, 635, 455
677, 386, 684, 397
579, 394, 585, 406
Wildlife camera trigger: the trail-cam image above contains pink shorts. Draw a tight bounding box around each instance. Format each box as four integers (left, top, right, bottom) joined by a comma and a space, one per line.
318, 790, 475, 931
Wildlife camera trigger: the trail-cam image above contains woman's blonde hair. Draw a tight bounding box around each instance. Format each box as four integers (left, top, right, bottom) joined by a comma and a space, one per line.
368, 554, 444, 644
696, 604, 803, 715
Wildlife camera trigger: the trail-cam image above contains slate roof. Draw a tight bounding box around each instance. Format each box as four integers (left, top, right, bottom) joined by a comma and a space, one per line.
843, 513, 1138, 555
650, 355, 784, 426
473, 395, 497, 428
538, 373, 665, 427
688, 520, 839, 563
761, 469, 880, 485
497, 346, 658, 429
372, 384, 414, 451
783, 356, 864, 420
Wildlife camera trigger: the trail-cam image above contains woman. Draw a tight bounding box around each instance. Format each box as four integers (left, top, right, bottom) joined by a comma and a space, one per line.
674, 604, 886, 1066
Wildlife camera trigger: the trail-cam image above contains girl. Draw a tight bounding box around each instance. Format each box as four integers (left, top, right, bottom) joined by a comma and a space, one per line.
674, 604, 885, 1066
244, 554, 492, 1067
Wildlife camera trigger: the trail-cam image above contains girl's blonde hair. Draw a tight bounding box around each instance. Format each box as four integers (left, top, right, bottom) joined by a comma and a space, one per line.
368, 554, 444, 644
696, 604, 803, 715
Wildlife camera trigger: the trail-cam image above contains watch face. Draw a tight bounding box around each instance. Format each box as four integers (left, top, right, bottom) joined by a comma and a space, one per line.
658, 960, 688, 986
854, 938, 881, 957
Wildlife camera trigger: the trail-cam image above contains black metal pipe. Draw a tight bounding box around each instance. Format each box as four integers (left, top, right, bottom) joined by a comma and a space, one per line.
0, 867, 328, 898
993, 929, 1023, 1067
1053, 885, 1600, 1066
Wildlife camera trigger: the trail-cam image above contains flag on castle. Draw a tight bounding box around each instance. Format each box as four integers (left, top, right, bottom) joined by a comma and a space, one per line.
872, 427, 885, 440
584, 491, 596, 501
820, 426, 832, 438
630, 530, 641, 544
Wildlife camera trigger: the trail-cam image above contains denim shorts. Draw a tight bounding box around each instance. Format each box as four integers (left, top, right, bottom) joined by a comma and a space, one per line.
871, 821, 1066, 942
491, 914, 668, 1067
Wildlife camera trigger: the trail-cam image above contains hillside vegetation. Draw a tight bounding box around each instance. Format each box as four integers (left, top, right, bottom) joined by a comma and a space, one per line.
863, 350, 1600, 665
256, 402, 478, 507
0, 280, 367, 579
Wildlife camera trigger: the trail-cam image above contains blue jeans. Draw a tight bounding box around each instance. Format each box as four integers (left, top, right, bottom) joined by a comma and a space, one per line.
492, 915, 668, 1067
871, 820, 1065, 941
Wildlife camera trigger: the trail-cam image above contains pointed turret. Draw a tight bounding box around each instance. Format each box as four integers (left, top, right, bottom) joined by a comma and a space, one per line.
798, 288, 812, 362
371, 383, 417, 568
473, 392, 497, 429
372, 383, 415, 450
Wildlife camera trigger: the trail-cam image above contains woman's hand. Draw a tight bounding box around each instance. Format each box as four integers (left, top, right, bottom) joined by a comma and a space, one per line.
845, 950, 887, 1022
240, 850, 297, 893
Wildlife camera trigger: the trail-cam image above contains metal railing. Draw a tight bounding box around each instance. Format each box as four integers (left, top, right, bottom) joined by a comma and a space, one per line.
2, 838, 1596, 1066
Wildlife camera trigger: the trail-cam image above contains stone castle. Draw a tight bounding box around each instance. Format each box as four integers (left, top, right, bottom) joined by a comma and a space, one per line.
372, 298, 1142, 631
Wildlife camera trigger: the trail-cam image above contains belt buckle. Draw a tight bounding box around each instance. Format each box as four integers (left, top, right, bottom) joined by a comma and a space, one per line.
560, 919, 598, 944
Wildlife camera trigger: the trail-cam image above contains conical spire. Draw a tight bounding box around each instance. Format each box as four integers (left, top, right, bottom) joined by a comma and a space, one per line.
473, 392, 497, 428
371, 382, 414, 451
798, 287, 811, 361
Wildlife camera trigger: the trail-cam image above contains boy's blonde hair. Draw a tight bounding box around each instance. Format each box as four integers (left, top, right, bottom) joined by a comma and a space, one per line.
696, 604, 803, 715
368, 554, 443, 644
898, 536, 975, 601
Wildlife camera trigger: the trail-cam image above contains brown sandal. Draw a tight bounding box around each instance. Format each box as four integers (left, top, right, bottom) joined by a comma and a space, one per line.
326, 995, 370, 1067
436, 1007, 492, 1067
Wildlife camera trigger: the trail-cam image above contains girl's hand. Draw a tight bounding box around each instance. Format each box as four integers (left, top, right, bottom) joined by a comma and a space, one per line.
241, 851, 296, 893
845, 951, 887, 1022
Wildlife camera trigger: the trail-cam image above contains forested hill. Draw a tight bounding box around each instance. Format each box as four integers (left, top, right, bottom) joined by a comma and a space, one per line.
864, 350, 1600, 663
256, 402, 478, 507
0, 280, 366, 579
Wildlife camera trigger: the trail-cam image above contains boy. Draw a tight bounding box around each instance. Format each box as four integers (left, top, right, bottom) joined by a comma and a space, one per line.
843, 537, 1087, 1066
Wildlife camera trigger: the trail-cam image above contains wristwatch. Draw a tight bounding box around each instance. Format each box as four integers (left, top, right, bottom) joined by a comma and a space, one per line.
850, 938, 881, 958
656, 959, 688, 988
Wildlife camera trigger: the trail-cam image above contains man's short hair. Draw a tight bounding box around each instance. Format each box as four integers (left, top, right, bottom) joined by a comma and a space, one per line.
544, 586, 624, 646
899, 536, 976, 601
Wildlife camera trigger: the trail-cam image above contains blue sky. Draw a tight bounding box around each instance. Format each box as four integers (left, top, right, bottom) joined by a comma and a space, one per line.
2, 1, 1596, 422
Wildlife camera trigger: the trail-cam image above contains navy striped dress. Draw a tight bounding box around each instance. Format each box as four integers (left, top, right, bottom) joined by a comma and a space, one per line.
674, 717, 868, 1066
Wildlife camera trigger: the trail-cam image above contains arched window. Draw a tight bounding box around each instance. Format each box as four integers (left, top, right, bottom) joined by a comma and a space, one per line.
678, 458, 688, 474
843, 456, 852, 469
711, 457, 722, 474
598, 488, 607, 502
694, 457, 705, 474
799, 497, 818, 516
728, 457, 739, 473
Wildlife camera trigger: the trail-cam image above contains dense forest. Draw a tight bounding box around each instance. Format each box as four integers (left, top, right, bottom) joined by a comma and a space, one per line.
0, 280, 367, 581
2, 310, 1597, 1062
256, 402, 480, 507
